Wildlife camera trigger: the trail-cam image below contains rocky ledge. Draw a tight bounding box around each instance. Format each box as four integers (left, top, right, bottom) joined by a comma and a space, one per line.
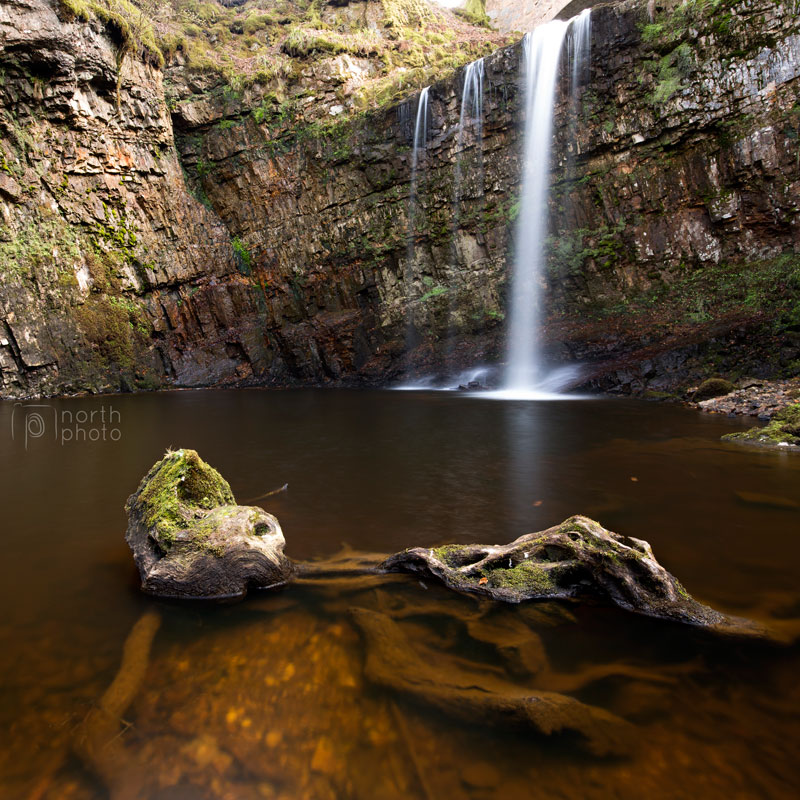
125, 449, 294, 599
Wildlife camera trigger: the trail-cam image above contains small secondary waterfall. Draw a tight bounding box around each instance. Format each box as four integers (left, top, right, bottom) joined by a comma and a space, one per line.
405, 86, 430, 363
446, 58, 485, 372
453, 57, 485, 201
569, 9, 592, 97
504, 11, 591, 395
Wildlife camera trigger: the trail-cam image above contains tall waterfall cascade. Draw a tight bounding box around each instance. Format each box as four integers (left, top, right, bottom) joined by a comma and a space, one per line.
503, 9, 592, 397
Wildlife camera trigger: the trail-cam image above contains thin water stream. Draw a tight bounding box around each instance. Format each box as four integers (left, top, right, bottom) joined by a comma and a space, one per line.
0, 390, 798, 798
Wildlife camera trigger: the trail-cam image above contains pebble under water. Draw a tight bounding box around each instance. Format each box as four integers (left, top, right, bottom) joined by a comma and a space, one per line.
0, 389, 799, 799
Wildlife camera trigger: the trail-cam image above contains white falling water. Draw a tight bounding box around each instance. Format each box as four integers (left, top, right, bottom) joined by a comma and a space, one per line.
456, 58, 484, 166
502, 12, 591, 398
404, 86, 430, 364
569, 9, 592, 97
451, 59, 484, 235
446, 58, 485, 371
411, 86, 430, 183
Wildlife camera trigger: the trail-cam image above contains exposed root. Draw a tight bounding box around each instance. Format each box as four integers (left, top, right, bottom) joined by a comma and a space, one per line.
74, 610, 161, 800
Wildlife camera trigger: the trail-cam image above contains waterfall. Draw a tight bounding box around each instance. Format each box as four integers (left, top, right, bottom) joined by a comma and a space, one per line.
503, 11, 591, 396
405, 86, 430, 366
456, 59, 485, 170
446, 58, 485, 372
569, 9, 592, 98
451, 59, 484, 236
411, 86, 430, 185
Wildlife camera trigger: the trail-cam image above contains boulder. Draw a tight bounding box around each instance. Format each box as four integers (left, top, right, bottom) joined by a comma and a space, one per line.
125, 449, 293, 599
693, 377, 735, 402
382, 515, 765, 635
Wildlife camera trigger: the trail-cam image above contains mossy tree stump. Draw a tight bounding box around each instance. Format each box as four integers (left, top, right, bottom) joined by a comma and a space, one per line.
125, 449, 293, 599
383, 515, 765, 634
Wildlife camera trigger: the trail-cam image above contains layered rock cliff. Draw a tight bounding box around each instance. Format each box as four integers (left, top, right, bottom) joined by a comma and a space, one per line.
1, 0, 798, 398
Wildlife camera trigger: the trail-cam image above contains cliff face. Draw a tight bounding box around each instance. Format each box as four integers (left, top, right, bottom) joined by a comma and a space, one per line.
1, 0, 799, 398
0, 0, 240, 395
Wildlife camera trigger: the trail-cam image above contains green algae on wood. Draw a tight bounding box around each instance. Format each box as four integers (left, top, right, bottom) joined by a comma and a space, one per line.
383, 516, 767, 636
131, 448, 235, 551
125, 449, 293, 599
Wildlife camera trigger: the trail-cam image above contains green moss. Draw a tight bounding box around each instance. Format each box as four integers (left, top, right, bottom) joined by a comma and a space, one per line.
154, 0, 509, 114
547, 222, 627, 277
693, 377, 735, 401
76, 293, 150, 371
487, 561, 557, 593
420, 285, 448, 302
231, 237, 253, 275
639, 0, 730, 52
0, 216, 82, 278
648, 42, 694, 105
91, 204, 138, 264
722, 403, 800, 447
133, 449, 236, 550
432, 544, 466, 568
281, 25, 381, 58
587, 252, 800, 326
455, 0, 490, 28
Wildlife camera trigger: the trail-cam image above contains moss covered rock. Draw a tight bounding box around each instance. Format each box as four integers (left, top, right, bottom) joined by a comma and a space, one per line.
721, 403, 800, 450
383, 516, 764, 634
693, 377, 735, 402
125, 449, 294, 599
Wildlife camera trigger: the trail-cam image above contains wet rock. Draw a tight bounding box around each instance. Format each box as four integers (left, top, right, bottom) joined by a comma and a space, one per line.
722, 403, 800, 451
382, 515, 766, 635
125, 449, 293, 599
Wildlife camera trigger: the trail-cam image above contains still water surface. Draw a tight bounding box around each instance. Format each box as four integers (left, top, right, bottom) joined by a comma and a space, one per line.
0, 390, 798, 798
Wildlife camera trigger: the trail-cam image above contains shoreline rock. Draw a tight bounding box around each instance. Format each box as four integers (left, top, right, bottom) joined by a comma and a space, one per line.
721, 403, 800, 451
693, 378, 800, 419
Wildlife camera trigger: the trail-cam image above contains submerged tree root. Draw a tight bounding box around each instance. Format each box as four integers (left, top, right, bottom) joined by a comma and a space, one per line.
350, 606, 637, 757
74, 610, 162, 800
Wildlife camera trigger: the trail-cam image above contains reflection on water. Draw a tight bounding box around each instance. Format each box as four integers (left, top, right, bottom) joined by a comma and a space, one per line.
0, 390, 799, 798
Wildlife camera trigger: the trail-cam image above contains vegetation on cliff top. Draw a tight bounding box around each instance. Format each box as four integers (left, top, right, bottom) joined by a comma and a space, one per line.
57, 0, 510, 111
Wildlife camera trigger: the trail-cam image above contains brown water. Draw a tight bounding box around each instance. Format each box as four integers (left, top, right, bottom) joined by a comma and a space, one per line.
0, 389, 799, 799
